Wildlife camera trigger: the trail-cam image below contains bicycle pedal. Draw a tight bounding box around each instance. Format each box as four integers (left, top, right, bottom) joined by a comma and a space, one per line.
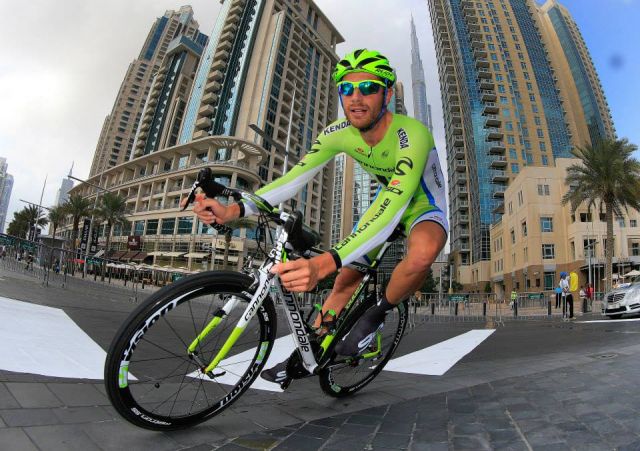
279, 378, 292, 390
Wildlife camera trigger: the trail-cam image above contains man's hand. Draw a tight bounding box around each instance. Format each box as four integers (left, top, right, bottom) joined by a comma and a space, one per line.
270, 252, 337, 292
180, 193, 240, 225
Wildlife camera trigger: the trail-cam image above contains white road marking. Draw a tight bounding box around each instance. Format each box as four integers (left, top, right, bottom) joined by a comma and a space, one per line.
0, 296, 106, 379
384, 329, 495, 376
577, 317, 640, 323
190, 334, 296, 392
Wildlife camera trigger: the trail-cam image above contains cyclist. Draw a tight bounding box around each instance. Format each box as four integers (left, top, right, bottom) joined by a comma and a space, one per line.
185, 49, 447, 385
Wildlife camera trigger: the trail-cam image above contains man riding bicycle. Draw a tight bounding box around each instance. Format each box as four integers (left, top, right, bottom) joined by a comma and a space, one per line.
185, 49, 448, 385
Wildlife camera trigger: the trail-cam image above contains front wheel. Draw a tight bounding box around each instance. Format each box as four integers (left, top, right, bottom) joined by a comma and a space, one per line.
318, 299, 408, 398
104, 271, 277, 430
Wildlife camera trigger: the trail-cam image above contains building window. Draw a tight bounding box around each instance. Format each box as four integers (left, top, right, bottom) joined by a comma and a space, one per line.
544, 271, 555, 290
540, 217, 553, 232
542, 244, 555, 259
161, 218, 175, 235
510, 228, 515, 244
632, 243, 640, 256
517, 191, 523, 206
133, 220, 145, 236
521, 221, 527, 237
617, 217, 626, 228
580, 212, 592, 222
511, 163, 519, 173
631, 219, 638, 227
537, 184, 550, 196
146, 219, 158, 235
177, 216, 193, 234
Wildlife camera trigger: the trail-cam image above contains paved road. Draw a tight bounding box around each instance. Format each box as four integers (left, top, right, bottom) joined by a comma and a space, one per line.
1, 267, 639, 450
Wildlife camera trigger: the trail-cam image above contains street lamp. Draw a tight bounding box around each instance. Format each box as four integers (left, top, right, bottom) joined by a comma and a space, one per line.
67, 173, 107, 278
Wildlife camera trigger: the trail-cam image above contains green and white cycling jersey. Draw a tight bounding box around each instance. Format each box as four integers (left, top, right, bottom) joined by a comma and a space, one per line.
241, 114, 448, 268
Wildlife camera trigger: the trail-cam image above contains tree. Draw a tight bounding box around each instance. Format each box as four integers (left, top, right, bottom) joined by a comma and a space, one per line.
561, 138, 640, 292
47, 205, 66, 239
62, 194, 93, 250
7, 206, 48, 239
221, 218, 255, 270
421, 268, 437, 293
95, 192, 128, 257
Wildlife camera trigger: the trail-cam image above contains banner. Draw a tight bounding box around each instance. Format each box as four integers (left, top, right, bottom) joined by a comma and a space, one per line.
79, 219, 91, 252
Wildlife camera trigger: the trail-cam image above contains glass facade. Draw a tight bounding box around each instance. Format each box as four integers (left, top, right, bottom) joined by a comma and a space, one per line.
143, 16, 168, 61
547, 6, 607, 144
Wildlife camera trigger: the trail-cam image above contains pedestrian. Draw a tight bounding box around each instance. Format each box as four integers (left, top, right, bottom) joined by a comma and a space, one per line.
510, 288, 517, 310
579, 285, 587, 313
555, 285, 562, 309
559, 272, 574, 319
586, 282, 594, 311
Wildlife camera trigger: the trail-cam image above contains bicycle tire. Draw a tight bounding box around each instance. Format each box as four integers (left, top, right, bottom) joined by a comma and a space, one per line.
318, 298, 408, 398
104, 271, 277, 430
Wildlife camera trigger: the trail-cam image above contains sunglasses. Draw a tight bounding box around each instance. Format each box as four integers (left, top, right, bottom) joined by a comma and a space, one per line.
337, 79, 387, 96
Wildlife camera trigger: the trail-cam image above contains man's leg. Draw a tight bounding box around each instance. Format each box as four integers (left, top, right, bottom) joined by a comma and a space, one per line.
261, 267, 363, 384
313, 267, 364, 331
336, 221, 446, 355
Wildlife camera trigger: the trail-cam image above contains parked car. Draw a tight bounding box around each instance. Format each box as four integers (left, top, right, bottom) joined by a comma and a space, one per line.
603, 276, 640, 319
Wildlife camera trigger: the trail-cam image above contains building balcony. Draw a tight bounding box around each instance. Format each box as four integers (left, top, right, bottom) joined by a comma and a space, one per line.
455, 226, 470, 237
456, 185, 469, 198
201, 92, 218, 105
459, 214, 469, 224
450, 100, 460, 112
474, 47, 488, 59
489, 156, 507, 169
488, 141, 506, 155
453, 146, 465, 159
467, 22, 480, 32
446, 71, 456, 84
491, 170, 509, 183
458, 199, 469, 210
486, 128, 504, 141
199, 104, 215, 116
482, 102, 499, 115
454, 159, 466, 172
453, 134, 464, 148
475, 58, 490, 68
477, 69, 492, 79
454, 171, 467, 185
492, 189, 505, 199
469, 30, 482, 41
195, 116, 212, 130
451, 112, 462, 124
471, 39, 485, 49
478, 79, 494, 90
480, 90, 497, 102
459, 240, 471, 252
211, 59, 226, 72
484, 114, 502, 128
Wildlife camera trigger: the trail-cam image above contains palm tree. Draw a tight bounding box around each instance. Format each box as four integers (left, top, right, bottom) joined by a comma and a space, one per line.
562, 138, 640, 292
47, 205, 66, 239
62, 194, 93, 250
7, 209, 31, 237
221, 218, 255, 270
95, 192, 128, 260
6, 206, 48, 239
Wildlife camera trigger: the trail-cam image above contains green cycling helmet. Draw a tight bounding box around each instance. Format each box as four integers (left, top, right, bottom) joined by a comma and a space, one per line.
333, 49, 396, 86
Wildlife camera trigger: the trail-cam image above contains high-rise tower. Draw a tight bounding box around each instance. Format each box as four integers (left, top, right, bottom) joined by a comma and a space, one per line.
428, 0, 614, 289
0, 158, 14, 234
89, 6, 207, 176
410, 17, 433, 131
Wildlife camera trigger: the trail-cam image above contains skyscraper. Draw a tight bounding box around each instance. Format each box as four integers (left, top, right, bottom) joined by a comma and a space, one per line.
428, 0, 614, 289
0, 158, 14, 234
55, 177, 74, 206
73, 1, 344, 270
89, 6, 207, 176
410, 16, 433, 131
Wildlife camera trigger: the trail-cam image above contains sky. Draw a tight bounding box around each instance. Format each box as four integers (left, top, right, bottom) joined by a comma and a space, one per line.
0, 0, 638, 232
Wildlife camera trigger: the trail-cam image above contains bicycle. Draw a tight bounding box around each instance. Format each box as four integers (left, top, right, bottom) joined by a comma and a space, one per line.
103, 168, 409, 430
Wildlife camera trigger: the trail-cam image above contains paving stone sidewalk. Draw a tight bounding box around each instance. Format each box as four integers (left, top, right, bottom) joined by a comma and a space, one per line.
218, 350, 640, 451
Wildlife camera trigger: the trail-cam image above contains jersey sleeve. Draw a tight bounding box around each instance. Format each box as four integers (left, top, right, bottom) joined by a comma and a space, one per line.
330, 125, 435, 267
240, 120, 346, 216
